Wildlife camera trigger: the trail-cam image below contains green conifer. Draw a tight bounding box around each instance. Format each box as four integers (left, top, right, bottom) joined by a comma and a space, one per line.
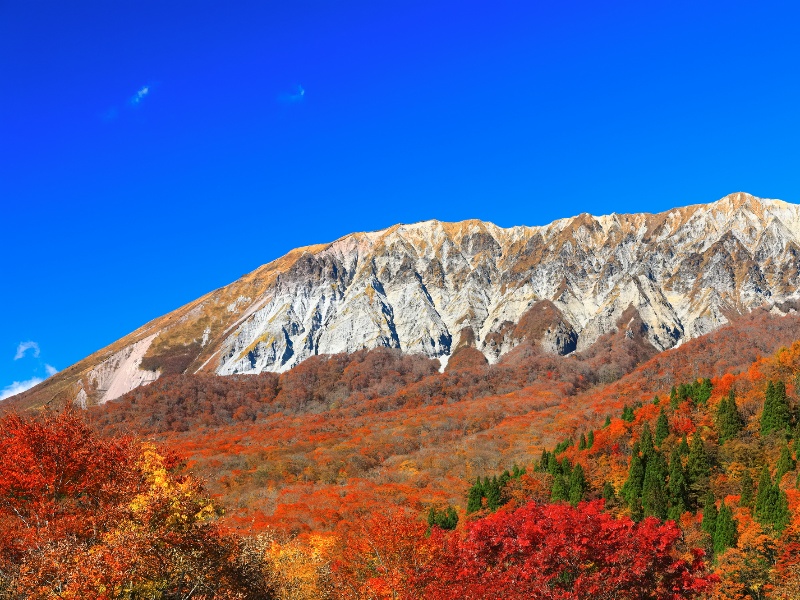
755, 466, 774, 520
640, 423, 655, 461
716, 389, 743, 443
604, 415, 611, 428
551, 475, 570, 503
740, 471, 754, 508
670, 386, 679, 409
655, 409, 670, 446
622, 405, 635, 422
568, 463, 587, 507
701, 491, 718, 535
713, 501, 738, 556
679, 435, 690, 456
762, 380, 791, 435
587, 430, 595, 449
486, 476, 501, 511
642, 457, 668, 519
776, 445, 796, 481
579, 433, 587, 451
667, 447, 688, 520
687, 433, 711, 506
466, 482, 483, 513
602, 481, 616, 502
621, 444, 645, 507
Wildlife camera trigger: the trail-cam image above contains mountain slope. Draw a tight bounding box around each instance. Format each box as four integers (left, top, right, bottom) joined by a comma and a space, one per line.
14, 192, 800, 408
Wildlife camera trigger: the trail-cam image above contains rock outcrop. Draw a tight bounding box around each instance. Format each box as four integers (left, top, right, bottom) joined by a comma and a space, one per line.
14, 192, 800, 407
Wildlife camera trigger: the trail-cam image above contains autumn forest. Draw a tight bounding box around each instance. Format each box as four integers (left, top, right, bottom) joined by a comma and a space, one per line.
4, 309, 800, 598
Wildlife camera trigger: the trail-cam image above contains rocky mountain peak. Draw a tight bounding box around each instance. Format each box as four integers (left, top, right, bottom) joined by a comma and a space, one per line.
17, 192, 800, 407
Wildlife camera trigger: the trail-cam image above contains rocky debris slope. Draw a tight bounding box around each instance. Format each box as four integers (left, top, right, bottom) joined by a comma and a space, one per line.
13, 192, 800, 408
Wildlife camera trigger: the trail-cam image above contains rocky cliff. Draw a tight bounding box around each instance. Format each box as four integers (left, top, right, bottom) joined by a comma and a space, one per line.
15, 192, 800, 408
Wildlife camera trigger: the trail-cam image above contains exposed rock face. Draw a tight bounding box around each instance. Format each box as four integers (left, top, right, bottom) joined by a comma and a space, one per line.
15, 192, 800, 406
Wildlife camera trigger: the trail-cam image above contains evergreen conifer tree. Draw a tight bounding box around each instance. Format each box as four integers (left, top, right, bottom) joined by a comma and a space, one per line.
603, 415, 611, 428
621, 443, 645, 508
568, 463, 587, 507
713, 501, 738, 557
762, 380, 791, 435
642, 458, 668, 519
622, 405, 635, 422
467, 481, 483, 513
740, 470, 754, 508
602, 481, 616, 502
716, 389, 743, 443
776, 445, 796, 481
687, 433, 711, 507
701, 491, 717, 535
655, 409, 670, 446
640, 423, 655, 461
755, 466, 774, 520
670, 386, 679, 409
551, 475, 570, 503
679, 435, 690, 456
667, 447, 688, 520
579, 433, 587, 451
485, 476, 502, 511
587, 429, 595, 449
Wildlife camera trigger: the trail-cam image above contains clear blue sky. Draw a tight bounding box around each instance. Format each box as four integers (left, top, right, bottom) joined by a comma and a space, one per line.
2, 0, 800, 397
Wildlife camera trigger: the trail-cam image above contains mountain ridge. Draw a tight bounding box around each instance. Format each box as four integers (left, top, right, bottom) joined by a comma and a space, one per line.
13, 191, 800, 409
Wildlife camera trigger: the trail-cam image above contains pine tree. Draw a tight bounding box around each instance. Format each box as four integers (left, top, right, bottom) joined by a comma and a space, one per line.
667, 447, 688, 520
602, 481, 616, 502
467, 481, 483, 513
762, 380, 791, 435
603, 415, 611, 428
655, 409, 670, 446
670, 386, 679, 409
622, 405, 635, 422
640, 423, 655, 462
740, 470, 754, 508
772, 487, 791, 532
551, 475, 570, 503
696, 378, 713, 405
486, 476, 501, 511
755, 465, 792, 532
621, 443, 645, 508
679, 435, 690, 456
587, 429, 595, 449
755, 466, 774, 520
776, 445, 796, 481
642, 457, 668, 519
716, 389, 743, 443
579, 433, 587, 451
713, 501, 738, 557
701, 491, 718, 535
687, 433, 710, 507
568, 463, 587, 507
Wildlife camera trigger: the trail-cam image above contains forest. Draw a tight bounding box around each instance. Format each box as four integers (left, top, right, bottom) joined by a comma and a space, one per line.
3, 310, 800, 598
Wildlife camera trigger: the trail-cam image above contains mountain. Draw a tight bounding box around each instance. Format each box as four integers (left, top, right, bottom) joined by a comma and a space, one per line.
14, 191, 800, 408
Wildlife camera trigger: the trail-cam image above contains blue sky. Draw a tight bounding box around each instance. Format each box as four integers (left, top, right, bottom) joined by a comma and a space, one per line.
2, 0, 800, 397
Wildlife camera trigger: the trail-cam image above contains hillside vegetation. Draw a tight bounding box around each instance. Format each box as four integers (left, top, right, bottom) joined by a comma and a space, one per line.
3, 311, 800, 597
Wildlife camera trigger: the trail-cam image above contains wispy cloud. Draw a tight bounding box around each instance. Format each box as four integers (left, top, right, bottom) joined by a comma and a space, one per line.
45, 364, 58, 377
279, 84, 306, 104
130, 85, 150, 106
14, 341, 40, 360
0, 377, 43, 401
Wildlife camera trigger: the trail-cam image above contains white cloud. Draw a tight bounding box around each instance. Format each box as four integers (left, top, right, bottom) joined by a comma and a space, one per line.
279, 84, 306, 104
0, 377, 43, 401
45, 364, 58, 377
14, 341, 40, 360
130, 85, 150, 105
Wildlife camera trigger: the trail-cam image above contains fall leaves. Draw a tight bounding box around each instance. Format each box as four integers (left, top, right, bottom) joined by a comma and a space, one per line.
0, 406, 272, 599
